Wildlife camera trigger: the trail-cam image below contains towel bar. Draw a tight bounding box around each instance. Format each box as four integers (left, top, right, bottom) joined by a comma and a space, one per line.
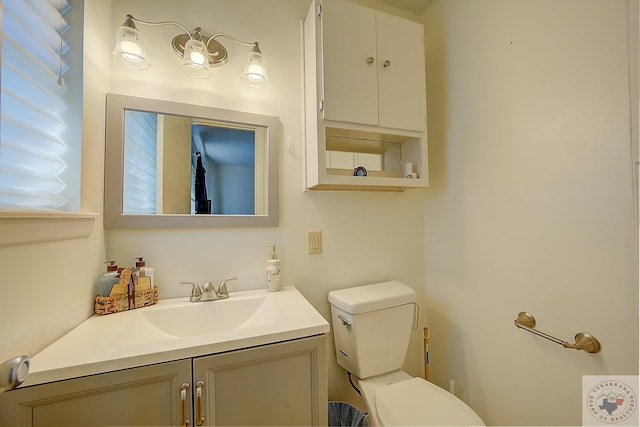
514, 312, 601, 353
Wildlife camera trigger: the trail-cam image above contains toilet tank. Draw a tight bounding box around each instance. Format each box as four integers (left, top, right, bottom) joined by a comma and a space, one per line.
328, 281, 416, 379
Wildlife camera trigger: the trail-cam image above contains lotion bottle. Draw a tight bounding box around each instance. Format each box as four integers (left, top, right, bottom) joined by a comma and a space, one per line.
264, 244, 281, 292
134, 257, 155, 289
97, 260, 119, 297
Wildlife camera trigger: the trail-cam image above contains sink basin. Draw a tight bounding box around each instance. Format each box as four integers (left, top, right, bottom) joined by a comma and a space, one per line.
141, 295, 278, 337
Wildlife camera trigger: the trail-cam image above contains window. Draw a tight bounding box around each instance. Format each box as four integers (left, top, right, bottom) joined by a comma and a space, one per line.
0, 0, 82, 212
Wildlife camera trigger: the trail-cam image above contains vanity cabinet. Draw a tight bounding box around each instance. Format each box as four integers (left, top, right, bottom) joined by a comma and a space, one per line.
0, 359, 191, 426
0, 335, 327, 426
304, 0, 428, 191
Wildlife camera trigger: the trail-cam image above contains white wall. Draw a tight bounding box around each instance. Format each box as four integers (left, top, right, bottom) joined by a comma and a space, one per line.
106, 0, 427, 408
423, 0, 639, 425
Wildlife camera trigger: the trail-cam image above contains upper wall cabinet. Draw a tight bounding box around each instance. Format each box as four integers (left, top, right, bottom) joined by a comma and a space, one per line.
322, 0, 426, 131
304, 0, 428, 191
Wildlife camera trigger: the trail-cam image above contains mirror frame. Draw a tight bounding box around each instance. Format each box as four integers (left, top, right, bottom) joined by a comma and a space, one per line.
104, 93, 280, 228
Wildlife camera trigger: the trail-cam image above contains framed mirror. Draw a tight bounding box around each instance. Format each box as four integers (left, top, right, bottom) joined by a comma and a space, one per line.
105, 93, 280, 228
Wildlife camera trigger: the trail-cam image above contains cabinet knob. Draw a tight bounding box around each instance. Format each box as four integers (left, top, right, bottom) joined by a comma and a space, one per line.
383, 59, 391, 68
367, 56, 375, 64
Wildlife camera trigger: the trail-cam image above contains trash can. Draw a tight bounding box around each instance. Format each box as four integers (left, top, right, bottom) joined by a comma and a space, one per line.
328, 401, 368, 427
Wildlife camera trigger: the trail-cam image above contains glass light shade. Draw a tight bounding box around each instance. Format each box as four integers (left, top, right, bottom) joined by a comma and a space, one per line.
241, 51, 268, 88
180, 38, 211, 79
113, 26, 149, 70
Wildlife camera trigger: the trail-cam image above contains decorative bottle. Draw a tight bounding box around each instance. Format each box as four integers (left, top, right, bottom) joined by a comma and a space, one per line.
264, 244, 281, 292
134, 257, 155, 290
97, 260, 119, 297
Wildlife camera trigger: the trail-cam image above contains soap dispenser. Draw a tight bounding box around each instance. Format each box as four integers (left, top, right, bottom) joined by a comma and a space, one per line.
134, 257, 154, 290
97, 260, 119, 297
264, 244, 281, 292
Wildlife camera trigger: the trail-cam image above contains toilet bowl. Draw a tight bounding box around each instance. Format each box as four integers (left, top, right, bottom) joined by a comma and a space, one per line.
329, 281, 485, 426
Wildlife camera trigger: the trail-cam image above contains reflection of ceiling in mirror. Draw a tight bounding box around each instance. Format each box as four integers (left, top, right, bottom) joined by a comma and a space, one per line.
192, 125, 255, 166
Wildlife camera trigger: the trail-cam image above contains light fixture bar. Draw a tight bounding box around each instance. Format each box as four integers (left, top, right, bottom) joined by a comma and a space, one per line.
113, 14, 268, 87
126, 14, 191, 38
207, 32, 256, 48
127, 16, 228, 67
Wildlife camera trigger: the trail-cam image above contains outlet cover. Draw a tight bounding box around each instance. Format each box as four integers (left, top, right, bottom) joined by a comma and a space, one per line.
308, 230, 322, 254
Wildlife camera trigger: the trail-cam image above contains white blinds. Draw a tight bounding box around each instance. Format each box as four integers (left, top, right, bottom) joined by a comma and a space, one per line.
0, 0, 73, 210
123, 110, 158, 214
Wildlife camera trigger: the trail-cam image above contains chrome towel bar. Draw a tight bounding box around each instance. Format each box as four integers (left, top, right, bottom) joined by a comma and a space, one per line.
514, 312, 601, 353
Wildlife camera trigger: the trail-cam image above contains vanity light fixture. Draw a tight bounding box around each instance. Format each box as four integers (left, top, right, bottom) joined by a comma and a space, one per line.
112, 14, 268, 87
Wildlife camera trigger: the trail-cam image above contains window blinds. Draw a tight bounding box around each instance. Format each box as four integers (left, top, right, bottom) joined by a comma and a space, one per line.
0, 0, 72, 210
123, 110, 158, 214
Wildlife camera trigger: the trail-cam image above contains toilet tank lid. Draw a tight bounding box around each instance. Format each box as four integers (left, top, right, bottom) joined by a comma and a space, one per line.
328, 281, 416, 314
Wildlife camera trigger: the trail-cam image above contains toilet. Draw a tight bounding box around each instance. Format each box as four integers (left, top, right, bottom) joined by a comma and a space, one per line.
329, 281, 485, 426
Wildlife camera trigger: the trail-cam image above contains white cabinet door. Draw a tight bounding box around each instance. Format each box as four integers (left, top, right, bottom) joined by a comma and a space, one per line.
376, 12, 426, 131
322, 0, 378, 126
321, 0, 426, 131
193, 335, 327, 426
0, 360, 192, 427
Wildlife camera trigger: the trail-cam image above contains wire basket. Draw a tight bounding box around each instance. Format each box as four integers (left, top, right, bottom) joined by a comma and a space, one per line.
94, 285, 158, 315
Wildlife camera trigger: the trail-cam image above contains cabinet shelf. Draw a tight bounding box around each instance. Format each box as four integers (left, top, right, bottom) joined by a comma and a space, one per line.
313, 174, 426, 192
327, 168, 403, 178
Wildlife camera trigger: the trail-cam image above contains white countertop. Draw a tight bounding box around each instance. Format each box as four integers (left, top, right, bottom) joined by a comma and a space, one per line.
21, 286, 329, 387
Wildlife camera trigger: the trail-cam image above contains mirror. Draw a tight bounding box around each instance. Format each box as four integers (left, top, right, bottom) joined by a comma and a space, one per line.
105, 94, 280, 228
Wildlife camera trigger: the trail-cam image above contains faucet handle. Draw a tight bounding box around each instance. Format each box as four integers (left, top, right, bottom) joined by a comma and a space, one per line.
180, 281, 203, 302
216, 277, 237, 298
202, 281, 215, 293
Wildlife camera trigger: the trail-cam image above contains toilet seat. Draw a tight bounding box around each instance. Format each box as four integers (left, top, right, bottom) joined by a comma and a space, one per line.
375, 377, 485, 426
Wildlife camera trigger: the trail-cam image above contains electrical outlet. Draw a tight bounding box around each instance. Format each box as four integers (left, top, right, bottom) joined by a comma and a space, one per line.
308, 230, 322, 254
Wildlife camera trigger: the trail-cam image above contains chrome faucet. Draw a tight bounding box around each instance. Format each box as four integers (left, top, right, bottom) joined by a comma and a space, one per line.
211, 276, 237, 299
180, 277, 237, 302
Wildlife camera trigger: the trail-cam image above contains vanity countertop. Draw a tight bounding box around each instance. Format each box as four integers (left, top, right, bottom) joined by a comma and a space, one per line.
21, 286, 329, 387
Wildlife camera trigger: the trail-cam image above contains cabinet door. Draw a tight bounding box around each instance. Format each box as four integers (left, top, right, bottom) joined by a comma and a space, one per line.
376, 12, 427, 131
0, 360, 192, 427
321, 0, 426, 132
193, 335, 327, 426
321, 0, 378, 126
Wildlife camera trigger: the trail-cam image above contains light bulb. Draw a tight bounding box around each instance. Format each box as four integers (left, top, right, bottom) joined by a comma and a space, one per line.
112, 25, 149, 70
190, 51, 206, 66
245, 64, 265, 82
181, 38, 211, 78
120, 40, 142, 61
241, 50, 268, 88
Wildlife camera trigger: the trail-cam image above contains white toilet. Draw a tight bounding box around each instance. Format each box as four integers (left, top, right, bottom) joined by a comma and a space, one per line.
329, 281, 485, 426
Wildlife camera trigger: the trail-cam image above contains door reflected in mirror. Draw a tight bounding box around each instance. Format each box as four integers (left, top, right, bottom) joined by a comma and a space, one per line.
123, 111, 266, 216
